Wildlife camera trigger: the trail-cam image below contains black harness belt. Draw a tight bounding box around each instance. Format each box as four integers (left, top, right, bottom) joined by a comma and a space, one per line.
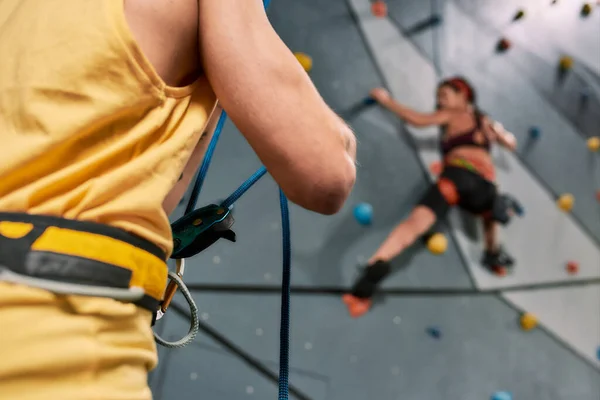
0, 212, 168, 313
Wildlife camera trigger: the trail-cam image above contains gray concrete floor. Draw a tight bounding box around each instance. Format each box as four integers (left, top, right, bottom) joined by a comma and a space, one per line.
150, 0, 600, 399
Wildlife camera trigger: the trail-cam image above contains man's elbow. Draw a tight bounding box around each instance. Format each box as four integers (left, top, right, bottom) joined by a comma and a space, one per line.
315, 168, 356, 215
288, 161, 356, 215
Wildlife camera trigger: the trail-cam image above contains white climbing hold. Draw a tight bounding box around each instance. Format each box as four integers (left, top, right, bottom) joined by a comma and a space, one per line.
264, 273, 272, 281
201, 312, 209, 321
304, 342, 313, 350
393, 316, 402, 325
190, 372, 198, 380
212, 255, 221, 264
246, 386, 254, 395
255, 328, 264, 336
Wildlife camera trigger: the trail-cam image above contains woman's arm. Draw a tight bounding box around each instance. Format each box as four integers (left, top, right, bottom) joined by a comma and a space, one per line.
485, 118, 517, 151
370, 88, 451, 127
162, 105, 223, 216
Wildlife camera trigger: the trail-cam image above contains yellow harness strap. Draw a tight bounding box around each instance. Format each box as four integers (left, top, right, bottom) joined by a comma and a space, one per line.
0, 213, 167, 311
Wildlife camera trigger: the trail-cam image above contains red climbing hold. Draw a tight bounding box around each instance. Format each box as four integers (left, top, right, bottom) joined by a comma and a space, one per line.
497, 38, 511, 52
371, 0, 387, 18
566, 261, 579, 275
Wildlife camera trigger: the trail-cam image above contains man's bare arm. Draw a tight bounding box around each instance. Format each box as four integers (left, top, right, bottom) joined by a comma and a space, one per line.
198, 0, 356, 215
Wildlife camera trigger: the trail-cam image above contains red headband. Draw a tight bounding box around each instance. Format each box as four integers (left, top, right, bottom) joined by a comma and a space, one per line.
447, 78, 473, 102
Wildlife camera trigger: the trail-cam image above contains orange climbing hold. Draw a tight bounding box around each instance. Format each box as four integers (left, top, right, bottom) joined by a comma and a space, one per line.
342, 294, 372, 318
371, 0, 387, 18
566, 261, 579, 275
596, 190, 600, 203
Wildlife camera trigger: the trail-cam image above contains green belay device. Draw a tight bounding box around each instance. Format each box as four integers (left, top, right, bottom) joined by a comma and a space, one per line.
170, 204, 236, 260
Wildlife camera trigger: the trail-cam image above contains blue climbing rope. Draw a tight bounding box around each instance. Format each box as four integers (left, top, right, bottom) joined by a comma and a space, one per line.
220, 166, 268, 209
183, 3, 291, 398
277, 188, 291, 400
185, 111, 229, 214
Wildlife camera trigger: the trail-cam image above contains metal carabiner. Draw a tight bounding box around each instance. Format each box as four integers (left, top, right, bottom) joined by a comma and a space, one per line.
156, 258, 186, 321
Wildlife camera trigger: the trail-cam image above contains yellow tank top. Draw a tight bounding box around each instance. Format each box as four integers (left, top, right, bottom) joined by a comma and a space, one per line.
0, 0, 217, 256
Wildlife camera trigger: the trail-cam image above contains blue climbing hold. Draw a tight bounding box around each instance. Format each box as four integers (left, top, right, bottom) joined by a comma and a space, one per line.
529, 126, 540, 139
580, 87, 591, 102
363, 97, 377, 106
491, 391, 512, 400
430, 14, 443, 25
596, 345, 600, 361
426, 327, 442, 339
353, 203, 373, 225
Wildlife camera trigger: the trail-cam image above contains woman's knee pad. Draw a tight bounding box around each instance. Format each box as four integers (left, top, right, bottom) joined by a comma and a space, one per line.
437, 178, 459, 205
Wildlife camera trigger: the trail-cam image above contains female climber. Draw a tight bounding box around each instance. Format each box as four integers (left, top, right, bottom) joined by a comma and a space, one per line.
343, 76, 520, 318
0, 0, 357, 399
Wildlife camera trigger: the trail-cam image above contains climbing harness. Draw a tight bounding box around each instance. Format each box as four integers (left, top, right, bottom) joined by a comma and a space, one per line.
0, 212, 168, 314
153, 2, 292, 397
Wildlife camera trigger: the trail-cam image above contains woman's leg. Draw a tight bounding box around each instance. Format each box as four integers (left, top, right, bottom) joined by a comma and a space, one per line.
343, 206, 437, 318
482, 216, 498, 253
343, 173, 456, 317
368, 205, 437, 264
481, 215, 514, 269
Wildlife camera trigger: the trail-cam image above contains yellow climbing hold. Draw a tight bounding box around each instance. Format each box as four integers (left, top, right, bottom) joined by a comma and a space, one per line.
520, 313, 538, 331
427, 233, 448, 255
559, 56, 574, 71
557, 193, 574, 212
587, 136, 600, 152
294, 52, 313, 72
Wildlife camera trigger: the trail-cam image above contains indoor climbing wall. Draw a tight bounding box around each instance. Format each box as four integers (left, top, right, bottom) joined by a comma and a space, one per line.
150, 1, 600, 399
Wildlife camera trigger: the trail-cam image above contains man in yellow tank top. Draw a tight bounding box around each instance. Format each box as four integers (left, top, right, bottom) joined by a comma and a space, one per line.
0, 1, 357, 399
